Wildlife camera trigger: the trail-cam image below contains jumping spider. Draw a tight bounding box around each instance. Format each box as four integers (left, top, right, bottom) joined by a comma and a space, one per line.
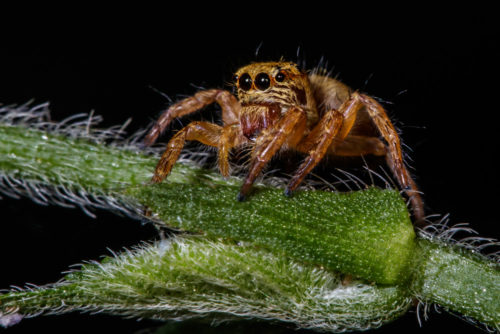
144, 61, 424, 222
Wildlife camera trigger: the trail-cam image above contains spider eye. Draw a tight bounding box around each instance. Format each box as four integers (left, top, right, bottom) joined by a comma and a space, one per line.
238, 73, 252, 91
255, 73, 271, 90
275, 71, 286, 82
232, 74, 239, 83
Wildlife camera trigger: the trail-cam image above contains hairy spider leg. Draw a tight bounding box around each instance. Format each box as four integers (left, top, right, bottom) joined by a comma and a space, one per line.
237, 107, 307, 201
218, 124, 241, 177
356, 93, 424, 222
285, 96, 362, 195
144, 89, 240, 146
151, 122, 241, 183
331, 135, 386, 156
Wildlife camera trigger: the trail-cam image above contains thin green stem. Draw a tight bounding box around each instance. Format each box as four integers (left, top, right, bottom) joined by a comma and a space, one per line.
412, 238, 500, 328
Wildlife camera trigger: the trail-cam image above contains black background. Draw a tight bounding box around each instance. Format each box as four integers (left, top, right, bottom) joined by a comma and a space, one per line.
0, 8, 498, 334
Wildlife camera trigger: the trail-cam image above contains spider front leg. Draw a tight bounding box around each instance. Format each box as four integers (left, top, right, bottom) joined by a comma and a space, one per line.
237, 107, 307, 201
144, 89, 240, 146
286, 96, 363, 195
218, 124, 242, 178
151, 122, 240, 183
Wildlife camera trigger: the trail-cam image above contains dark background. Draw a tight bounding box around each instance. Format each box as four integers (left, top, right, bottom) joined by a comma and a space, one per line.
0, 9, 498, 333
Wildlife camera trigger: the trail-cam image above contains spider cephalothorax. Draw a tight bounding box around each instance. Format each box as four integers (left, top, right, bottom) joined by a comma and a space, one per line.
144, 61, 424, 222
233, 62, 318, 140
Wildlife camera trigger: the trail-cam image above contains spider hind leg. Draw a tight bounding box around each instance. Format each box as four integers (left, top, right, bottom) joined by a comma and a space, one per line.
356, 93, 424, 222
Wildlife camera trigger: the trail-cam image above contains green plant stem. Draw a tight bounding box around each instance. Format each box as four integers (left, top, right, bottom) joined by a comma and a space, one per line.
133, 183, 415, 285
0, 237, 413, 332
0, 124, 416, 285
1, 121, 499, 330
413, 238, 500, 327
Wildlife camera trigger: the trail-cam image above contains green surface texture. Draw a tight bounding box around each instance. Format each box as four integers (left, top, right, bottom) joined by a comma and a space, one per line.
1, 117, 499, 331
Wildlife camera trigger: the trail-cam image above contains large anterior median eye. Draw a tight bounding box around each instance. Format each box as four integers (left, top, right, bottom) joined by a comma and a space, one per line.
238, 73, 252, 91
255, 73, 271, 90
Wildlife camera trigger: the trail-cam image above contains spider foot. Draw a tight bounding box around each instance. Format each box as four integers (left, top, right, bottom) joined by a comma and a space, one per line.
236, 192, 246, 202
283, 188, 294, 198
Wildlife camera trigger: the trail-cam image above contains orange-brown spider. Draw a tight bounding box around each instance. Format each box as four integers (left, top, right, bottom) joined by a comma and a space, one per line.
144, 61, 424, 222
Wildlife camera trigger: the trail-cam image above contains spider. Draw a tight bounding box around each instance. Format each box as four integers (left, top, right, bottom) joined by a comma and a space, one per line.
144, 61, 424, 222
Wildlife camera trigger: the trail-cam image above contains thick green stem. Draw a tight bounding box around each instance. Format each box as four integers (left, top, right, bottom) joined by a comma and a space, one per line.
133, 183, 416, 285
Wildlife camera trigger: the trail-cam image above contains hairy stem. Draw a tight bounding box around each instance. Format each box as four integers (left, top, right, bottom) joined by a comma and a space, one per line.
0, 237, 413, 332
412, 238, 500, 328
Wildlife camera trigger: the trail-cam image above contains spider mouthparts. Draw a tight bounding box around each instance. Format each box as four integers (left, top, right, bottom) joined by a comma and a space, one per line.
236, 192, 246, 202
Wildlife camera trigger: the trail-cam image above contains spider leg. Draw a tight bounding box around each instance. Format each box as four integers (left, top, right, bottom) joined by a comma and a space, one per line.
144, 89, 240, 146
286, 110, 344, 194
356, 93, 425, 222
152, 121, 241, 183
218, 124, 242, 178
237, 107, 307, 201
286, 97, 363, 194
332, 135, 386, 156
